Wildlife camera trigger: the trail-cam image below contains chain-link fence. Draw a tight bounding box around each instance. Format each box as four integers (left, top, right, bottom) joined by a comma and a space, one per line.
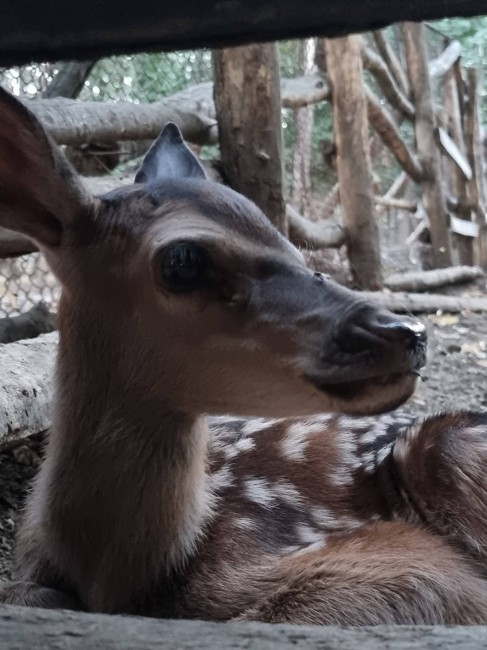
0, 51, 217, 317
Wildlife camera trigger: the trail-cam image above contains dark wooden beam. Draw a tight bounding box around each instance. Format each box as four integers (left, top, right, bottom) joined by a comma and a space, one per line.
0, 0, 486, 66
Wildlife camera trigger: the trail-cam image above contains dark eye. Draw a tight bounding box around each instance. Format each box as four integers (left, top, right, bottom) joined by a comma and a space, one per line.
157, 242, 209, 293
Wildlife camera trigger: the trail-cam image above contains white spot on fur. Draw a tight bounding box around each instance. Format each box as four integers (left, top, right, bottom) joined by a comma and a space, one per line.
241, 419, 278, 435
244, 477, 275, 508
376, 442, 393, 465
223, 445, 240, 461
281, 423, 310, 461
329, 466, 354, 487
273, 480, 303, 507
294, 539, 327, 556
233, 517, 255, 529
234, 436, 255, 453
296, 523, 325, 545
393, 423, 421, 464
361, 450, 376, 474
281, 544, 301, 555
210, 466, 234, 492
310, 506, 362, 532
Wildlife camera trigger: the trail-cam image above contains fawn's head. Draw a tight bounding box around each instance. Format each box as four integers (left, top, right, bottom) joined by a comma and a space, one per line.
0, 88, 426, 417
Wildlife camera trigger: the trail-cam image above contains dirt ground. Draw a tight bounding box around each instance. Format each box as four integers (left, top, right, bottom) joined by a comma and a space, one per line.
0, 309, 486, 582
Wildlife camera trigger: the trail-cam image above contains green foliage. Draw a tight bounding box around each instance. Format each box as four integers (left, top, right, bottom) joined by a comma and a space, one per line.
81, 51, 213, 103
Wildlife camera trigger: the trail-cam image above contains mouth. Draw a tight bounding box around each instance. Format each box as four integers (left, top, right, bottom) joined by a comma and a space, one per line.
306, 369, 420, 413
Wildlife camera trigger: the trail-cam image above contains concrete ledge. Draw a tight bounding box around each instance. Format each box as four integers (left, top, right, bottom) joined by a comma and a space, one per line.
0, 605, 486, 649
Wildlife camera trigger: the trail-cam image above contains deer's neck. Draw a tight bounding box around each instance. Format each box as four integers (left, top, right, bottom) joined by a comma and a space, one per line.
21, 300, 213, 613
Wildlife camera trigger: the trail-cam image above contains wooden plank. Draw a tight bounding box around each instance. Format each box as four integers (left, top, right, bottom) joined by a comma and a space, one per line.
450, 213, 479, 238
0, 1, 485, 66
438, 127, 473, 180
1, 605, 487, 649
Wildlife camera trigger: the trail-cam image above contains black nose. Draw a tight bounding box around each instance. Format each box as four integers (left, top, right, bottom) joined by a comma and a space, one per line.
339, 310, 427, 370
369, 312, 427, 345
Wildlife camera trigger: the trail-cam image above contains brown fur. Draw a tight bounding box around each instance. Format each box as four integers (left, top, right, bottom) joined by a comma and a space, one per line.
1, 88, 487, 624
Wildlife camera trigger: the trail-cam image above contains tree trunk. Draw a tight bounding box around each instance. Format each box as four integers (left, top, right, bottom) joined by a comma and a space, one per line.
402, 22, 453, 268
325, 35, 383, 290
213, 44, 287, 234
291, 39, 315, 214
465, 68, 487, 268
441, 65, 474, 265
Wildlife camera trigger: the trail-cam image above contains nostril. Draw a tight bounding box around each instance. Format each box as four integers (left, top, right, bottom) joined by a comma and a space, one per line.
372, 313, 427, 345
337, 310, 427, 357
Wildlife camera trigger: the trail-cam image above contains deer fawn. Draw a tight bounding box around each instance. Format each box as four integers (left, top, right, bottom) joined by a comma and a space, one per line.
0, 87, 487, 624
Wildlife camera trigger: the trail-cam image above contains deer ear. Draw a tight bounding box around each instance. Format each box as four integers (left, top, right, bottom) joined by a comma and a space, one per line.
0, 87, 93, 247
135, 122, 207, 184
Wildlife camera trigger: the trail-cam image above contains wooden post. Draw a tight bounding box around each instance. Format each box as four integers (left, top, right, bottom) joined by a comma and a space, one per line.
442, 65, 474, 265
402, 22, 453, 268
325, 34, 383, 290
213, 44, 287, 234
465, 67, 487, 268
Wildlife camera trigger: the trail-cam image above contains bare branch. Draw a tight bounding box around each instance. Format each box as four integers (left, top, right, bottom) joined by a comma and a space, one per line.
361, 40, 415, 120
371, 30, 409, 96
383, 172, 409, 200
374, 196, 417, 212
365, 87, 423, 182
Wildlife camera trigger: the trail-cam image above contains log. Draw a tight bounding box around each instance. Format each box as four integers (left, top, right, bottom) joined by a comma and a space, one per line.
362, 291, 487, 313
2, 605, 487, 649
385, 266, 484, 292
361, 41, 415, 120
286, 205, 346, 249
403, 22, 453, 267
0, 332, 57, 446
280, 74, 330, 109
0, 303, 56, 344
22, 75, 329, 149
26, 95, 218, 147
